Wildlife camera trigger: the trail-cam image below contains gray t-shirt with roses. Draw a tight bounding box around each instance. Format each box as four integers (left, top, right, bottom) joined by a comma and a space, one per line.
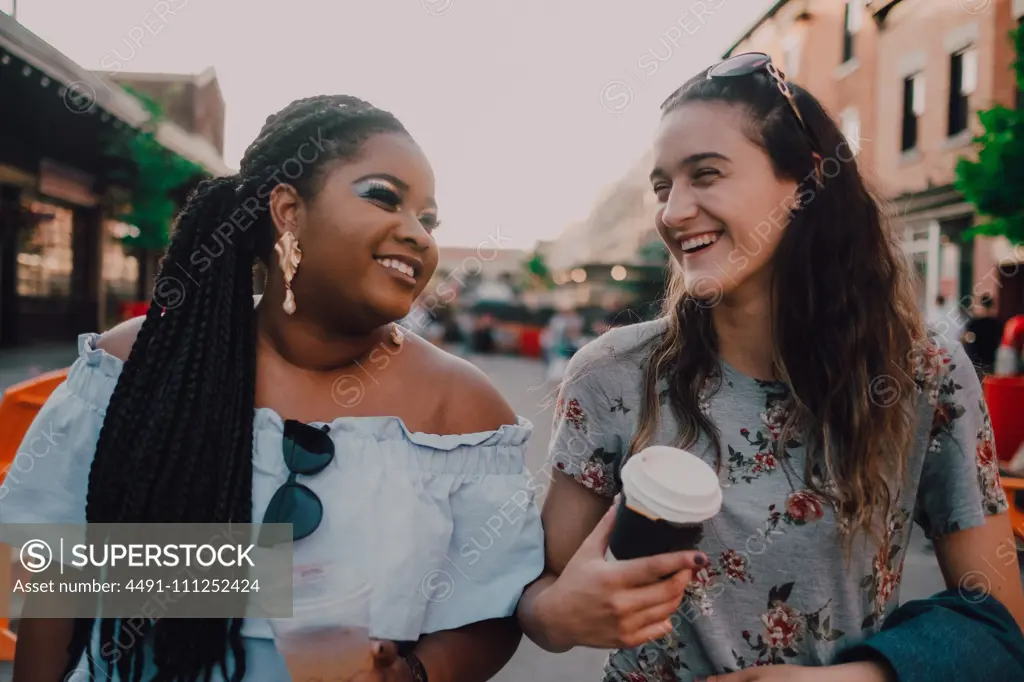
549, 319, 1007, 681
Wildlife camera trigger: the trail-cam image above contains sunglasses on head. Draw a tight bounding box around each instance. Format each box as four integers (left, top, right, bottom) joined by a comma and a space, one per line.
259, 419, 335, 547
707, 52, 822, 156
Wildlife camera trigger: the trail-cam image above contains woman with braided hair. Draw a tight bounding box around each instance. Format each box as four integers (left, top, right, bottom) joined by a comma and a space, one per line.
2, 95, 544, 681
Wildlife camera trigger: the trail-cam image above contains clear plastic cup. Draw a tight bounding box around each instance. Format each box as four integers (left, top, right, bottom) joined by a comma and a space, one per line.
270, 565, 375, 682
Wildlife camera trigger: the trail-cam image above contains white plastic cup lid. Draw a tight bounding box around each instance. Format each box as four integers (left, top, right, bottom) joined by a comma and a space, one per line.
620, 445, 723, 524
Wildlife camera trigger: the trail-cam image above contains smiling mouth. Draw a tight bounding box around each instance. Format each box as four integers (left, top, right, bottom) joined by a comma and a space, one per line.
374, 257, 417, 279
679, 232, 722, 255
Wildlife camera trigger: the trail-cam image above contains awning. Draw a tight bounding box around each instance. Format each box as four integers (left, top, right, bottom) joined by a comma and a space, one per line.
0, 12, 233, 177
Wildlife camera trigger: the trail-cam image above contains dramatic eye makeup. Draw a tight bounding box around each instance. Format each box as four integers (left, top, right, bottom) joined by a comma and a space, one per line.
352, 173, 440, 232
419, 212, 441, 232
353, 177, 402, 211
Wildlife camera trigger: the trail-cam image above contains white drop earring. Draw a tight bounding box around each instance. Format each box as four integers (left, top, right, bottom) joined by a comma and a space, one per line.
390, 323, 405, 346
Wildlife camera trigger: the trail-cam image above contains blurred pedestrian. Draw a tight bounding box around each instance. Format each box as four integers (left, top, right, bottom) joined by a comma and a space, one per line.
927, 294, 965, 345
963, 294, 1003, 375
470, 313, 498, 354
593, 296, 633, 336
541, 306, 583, 381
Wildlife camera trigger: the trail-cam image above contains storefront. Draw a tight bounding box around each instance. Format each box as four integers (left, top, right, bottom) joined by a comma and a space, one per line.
900, 217, 972, 316
0, 11, 229, 347
891, 185, 979, 320
102, 219, 140, 330
893, 183, 1024, 327
0, 174, 145, 346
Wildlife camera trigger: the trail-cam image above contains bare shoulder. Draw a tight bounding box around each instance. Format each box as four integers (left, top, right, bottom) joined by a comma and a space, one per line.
94, 315, 147, 362
416, 340, 516, 433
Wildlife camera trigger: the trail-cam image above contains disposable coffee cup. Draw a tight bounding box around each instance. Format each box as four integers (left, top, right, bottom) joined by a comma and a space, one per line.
606, 445, 723, 561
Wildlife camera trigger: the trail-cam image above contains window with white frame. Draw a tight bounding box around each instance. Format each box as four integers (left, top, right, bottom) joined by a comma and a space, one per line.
902, 73, 924, 151
948, 47, 977, 136
843, 0, 863, 63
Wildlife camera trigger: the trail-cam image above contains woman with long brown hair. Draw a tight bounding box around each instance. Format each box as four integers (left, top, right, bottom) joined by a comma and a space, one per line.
516, 53, 1024, 681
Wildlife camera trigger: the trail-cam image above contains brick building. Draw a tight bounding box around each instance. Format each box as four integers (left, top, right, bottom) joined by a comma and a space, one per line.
873, 0, 1024, 319
727, 0, 1024, 321
724, 0, 881, 180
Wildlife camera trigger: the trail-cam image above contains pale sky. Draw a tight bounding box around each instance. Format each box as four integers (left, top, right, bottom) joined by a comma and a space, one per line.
6, 0, 776, 249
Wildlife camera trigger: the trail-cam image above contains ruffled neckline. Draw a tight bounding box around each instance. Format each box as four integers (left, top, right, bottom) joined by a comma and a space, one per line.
77, 333, 532, 449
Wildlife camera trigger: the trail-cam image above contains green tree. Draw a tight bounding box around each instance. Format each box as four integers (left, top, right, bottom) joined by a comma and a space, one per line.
954, 25, 1024, 245
104, 86, 206, 250
522, 250, 554, 290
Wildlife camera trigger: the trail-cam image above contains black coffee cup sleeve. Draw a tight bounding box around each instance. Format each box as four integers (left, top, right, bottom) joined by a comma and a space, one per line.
607, 501, 703, 561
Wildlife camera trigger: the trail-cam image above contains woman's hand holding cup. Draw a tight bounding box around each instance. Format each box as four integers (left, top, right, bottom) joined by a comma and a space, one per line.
541, 502, 708, 650
347, 641, 415, 682
539, 446, 723, 651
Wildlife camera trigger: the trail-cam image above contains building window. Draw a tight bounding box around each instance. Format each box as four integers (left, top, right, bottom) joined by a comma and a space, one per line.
103, 221, 140, 300
843, 0, 862, 63
902, 74, 924, 151
948, 47, 976, 136
103, 221, 141, 328
16, 202, 73, 298
840, 108, 861, 155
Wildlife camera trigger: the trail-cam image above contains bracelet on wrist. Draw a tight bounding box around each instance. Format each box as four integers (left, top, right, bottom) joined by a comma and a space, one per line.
403, 652, 428, 682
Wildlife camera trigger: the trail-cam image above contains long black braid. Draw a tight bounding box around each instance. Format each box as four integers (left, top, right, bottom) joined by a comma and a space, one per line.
64, 95, 409, 682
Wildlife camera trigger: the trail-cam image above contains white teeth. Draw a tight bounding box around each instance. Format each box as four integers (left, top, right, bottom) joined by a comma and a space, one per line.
679, 233, 721, 252
375, 258, 415, 278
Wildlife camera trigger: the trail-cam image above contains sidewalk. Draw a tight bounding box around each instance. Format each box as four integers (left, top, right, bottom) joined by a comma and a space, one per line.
0, 344, 79, 393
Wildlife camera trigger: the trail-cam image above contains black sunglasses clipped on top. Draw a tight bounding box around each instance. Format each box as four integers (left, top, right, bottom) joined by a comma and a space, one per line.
707, 52, 823, 157
259, 420, 335, 547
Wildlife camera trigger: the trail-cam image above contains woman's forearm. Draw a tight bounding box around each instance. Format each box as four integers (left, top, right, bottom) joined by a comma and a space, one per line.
13, 617, 75, 682
413, 617, 521, 682
515, 573, 572, 654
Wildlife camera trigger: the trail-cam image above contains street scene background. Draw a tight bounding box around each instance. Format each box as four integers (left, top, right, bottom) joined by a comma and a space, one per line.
3, 0, 1024, 679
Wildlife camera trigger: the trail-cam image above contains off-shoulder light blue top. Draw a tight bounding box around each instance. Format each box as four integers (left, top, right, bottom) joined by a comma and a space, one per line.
0, 333, 545, 680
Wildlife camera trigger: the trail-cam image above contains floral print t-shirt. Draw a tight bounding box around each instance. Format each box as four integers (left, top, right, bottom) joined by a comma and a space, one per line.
549, 319, 1008, 681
